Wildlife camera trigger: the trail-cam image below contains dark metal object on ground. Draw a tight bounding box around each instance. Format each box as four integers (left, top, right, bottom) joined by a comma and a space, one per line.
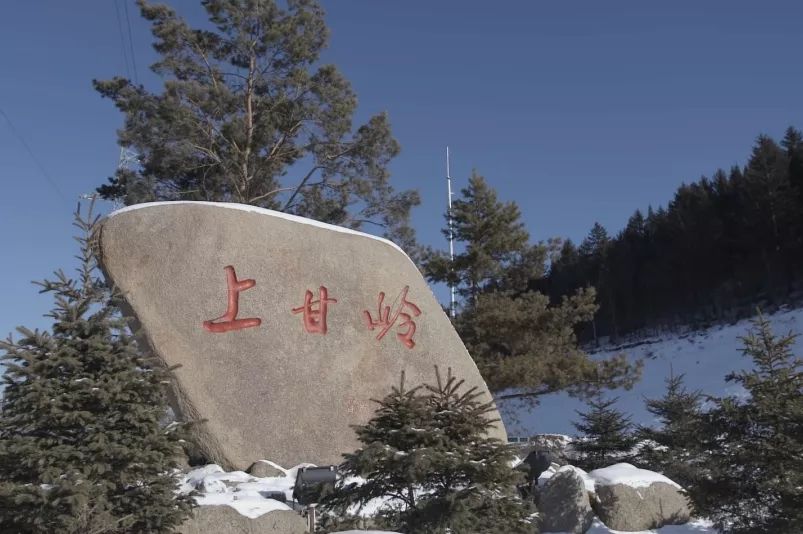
293, 465, 337, 505
293, 465, 337, 531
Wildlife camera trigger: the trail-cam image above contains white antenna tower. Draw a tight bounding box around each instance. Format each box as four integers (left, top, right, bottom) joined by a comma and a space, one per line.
118, 146, 138, 169
113, 146, 139, 210
446, 146, 456, 318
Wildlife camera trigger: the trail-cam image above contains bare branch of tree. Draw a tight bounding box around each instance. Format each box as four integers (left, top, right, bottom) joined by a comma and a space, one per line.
281, 165, 323, 211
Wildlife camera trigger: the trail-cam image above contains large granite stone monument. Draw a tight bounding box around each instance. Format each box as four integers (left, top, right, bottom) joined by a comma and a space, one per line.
96, 202, 505, 470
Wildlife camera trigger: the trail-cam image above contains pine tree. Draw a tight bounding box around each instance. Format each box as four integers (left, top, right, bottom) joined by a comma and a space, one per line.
423, 172, 641, 404
320, 369, 536, 534
572, 392, 637, 471
782, 126, 803, 239
423, 171, 530, 302
688, 316, 803, 533
0, 203, 193, 533
578, 222, 615, 342
94, 0, 419, 251
578, 222, 610, 262
635, 372, 702, 488
742, 136, 795, 298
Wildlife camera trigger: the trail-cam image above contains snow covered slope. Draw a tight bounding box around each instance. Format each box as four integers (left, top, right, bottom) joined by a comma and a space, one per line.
500, 307, 803, 437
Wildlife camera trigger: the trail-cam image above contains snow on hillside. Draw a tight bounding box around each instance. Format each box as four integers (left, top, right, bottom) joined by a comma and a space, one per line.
499, 306, 803, 437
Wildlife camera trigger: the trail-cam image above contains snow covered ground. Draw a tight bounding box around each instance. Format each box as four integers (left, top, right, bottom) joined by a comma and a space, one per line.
178, 462, 311, 518
499, 306, 803, 437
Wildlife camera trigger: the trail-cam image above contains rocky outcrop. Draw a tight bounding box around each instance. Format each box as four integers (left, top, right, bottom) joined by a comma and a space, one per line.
247, 460, 286, 478
539, 467, 594, 533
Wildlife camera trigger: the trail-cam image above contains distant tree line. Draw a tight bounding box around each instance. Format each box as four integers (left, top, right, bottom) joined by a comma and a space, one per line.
543, 127, 803, 342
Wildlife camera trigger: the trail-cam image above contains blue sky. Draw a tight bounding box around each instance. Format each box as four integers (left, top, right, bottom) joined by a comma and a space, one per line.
1, 0, 802, 341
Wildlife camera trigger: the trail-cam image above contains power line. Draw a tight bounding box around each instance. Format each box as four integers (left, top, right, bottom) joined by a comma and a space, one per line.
114, 0, 132, 80
0, 106, 67, 201
121, 0, 140, 83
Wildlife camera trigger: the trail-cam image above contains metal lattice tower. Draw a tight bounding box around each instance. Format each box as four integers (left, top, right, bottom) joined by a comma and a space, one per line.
112, 145, 139, 210
118, 146, 138, 169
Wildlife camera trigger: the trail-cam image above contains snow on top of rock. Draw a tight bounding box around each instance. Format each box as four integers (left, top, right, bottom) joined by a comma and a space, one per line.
108, 201, 408, 257
588, 463, 681, 489
538, 463, 596, 492
557, 464, 596, 492
536, 462, 558, 485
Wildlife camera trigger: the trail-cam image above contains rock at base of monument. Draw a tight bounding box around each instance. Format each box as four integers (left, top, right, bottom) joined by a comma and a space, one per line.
248, 460, 287, 478
587, 463, 691, 531
592, 481, 691, 531
178, 506, 305, 534
539, 467, 594, 533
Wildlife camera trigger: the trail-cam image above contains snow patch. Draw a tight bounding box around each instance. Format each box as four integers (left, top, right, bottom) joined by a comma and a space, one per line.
108, 201, 409, 258
589, 463, 681, 490
179, 462, 303, 519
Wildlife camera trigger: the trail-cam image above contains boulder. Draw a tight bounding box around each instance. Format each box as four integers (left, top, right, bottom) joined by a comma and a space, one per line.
96, 202, 505, 470
248, 460, 286, 478
177, 505, 305, 534
589, 464, 690, 531
539, 467, 594, 533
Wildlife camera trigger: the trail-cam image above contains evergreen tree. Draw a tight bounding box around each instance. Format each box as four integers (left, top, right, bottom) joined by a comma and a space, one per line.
578, 222, 616, 342
423, 172, 640, 404
688, 316, 803, 533
635, 372, 702, 488
572, 392, 637, 471
782, 127, 803, 239
424, 171, 530, 302
578, 222, 610, 263
457, 288, 638, 400
94, 0, 419, 250
320, 369, 536, 534
742, 136, 794, 297
0, 204, 193, 533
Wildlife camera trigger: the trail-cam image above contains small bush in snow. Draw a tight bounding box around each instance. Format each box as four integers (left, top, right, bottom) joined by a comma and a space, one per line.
319, 368, 536, 534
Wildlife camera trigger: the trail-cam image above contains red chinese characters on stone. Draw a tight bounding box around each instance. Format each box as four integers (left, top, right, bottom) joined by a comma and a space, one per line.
203, 265, 262, 333
362, 285, 422, 348
292, 286, 337, 334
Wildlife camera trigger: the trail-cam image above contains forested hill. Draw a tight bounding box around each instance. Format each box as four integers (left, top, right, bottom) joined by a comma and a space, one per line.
542, 126, 803, 342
